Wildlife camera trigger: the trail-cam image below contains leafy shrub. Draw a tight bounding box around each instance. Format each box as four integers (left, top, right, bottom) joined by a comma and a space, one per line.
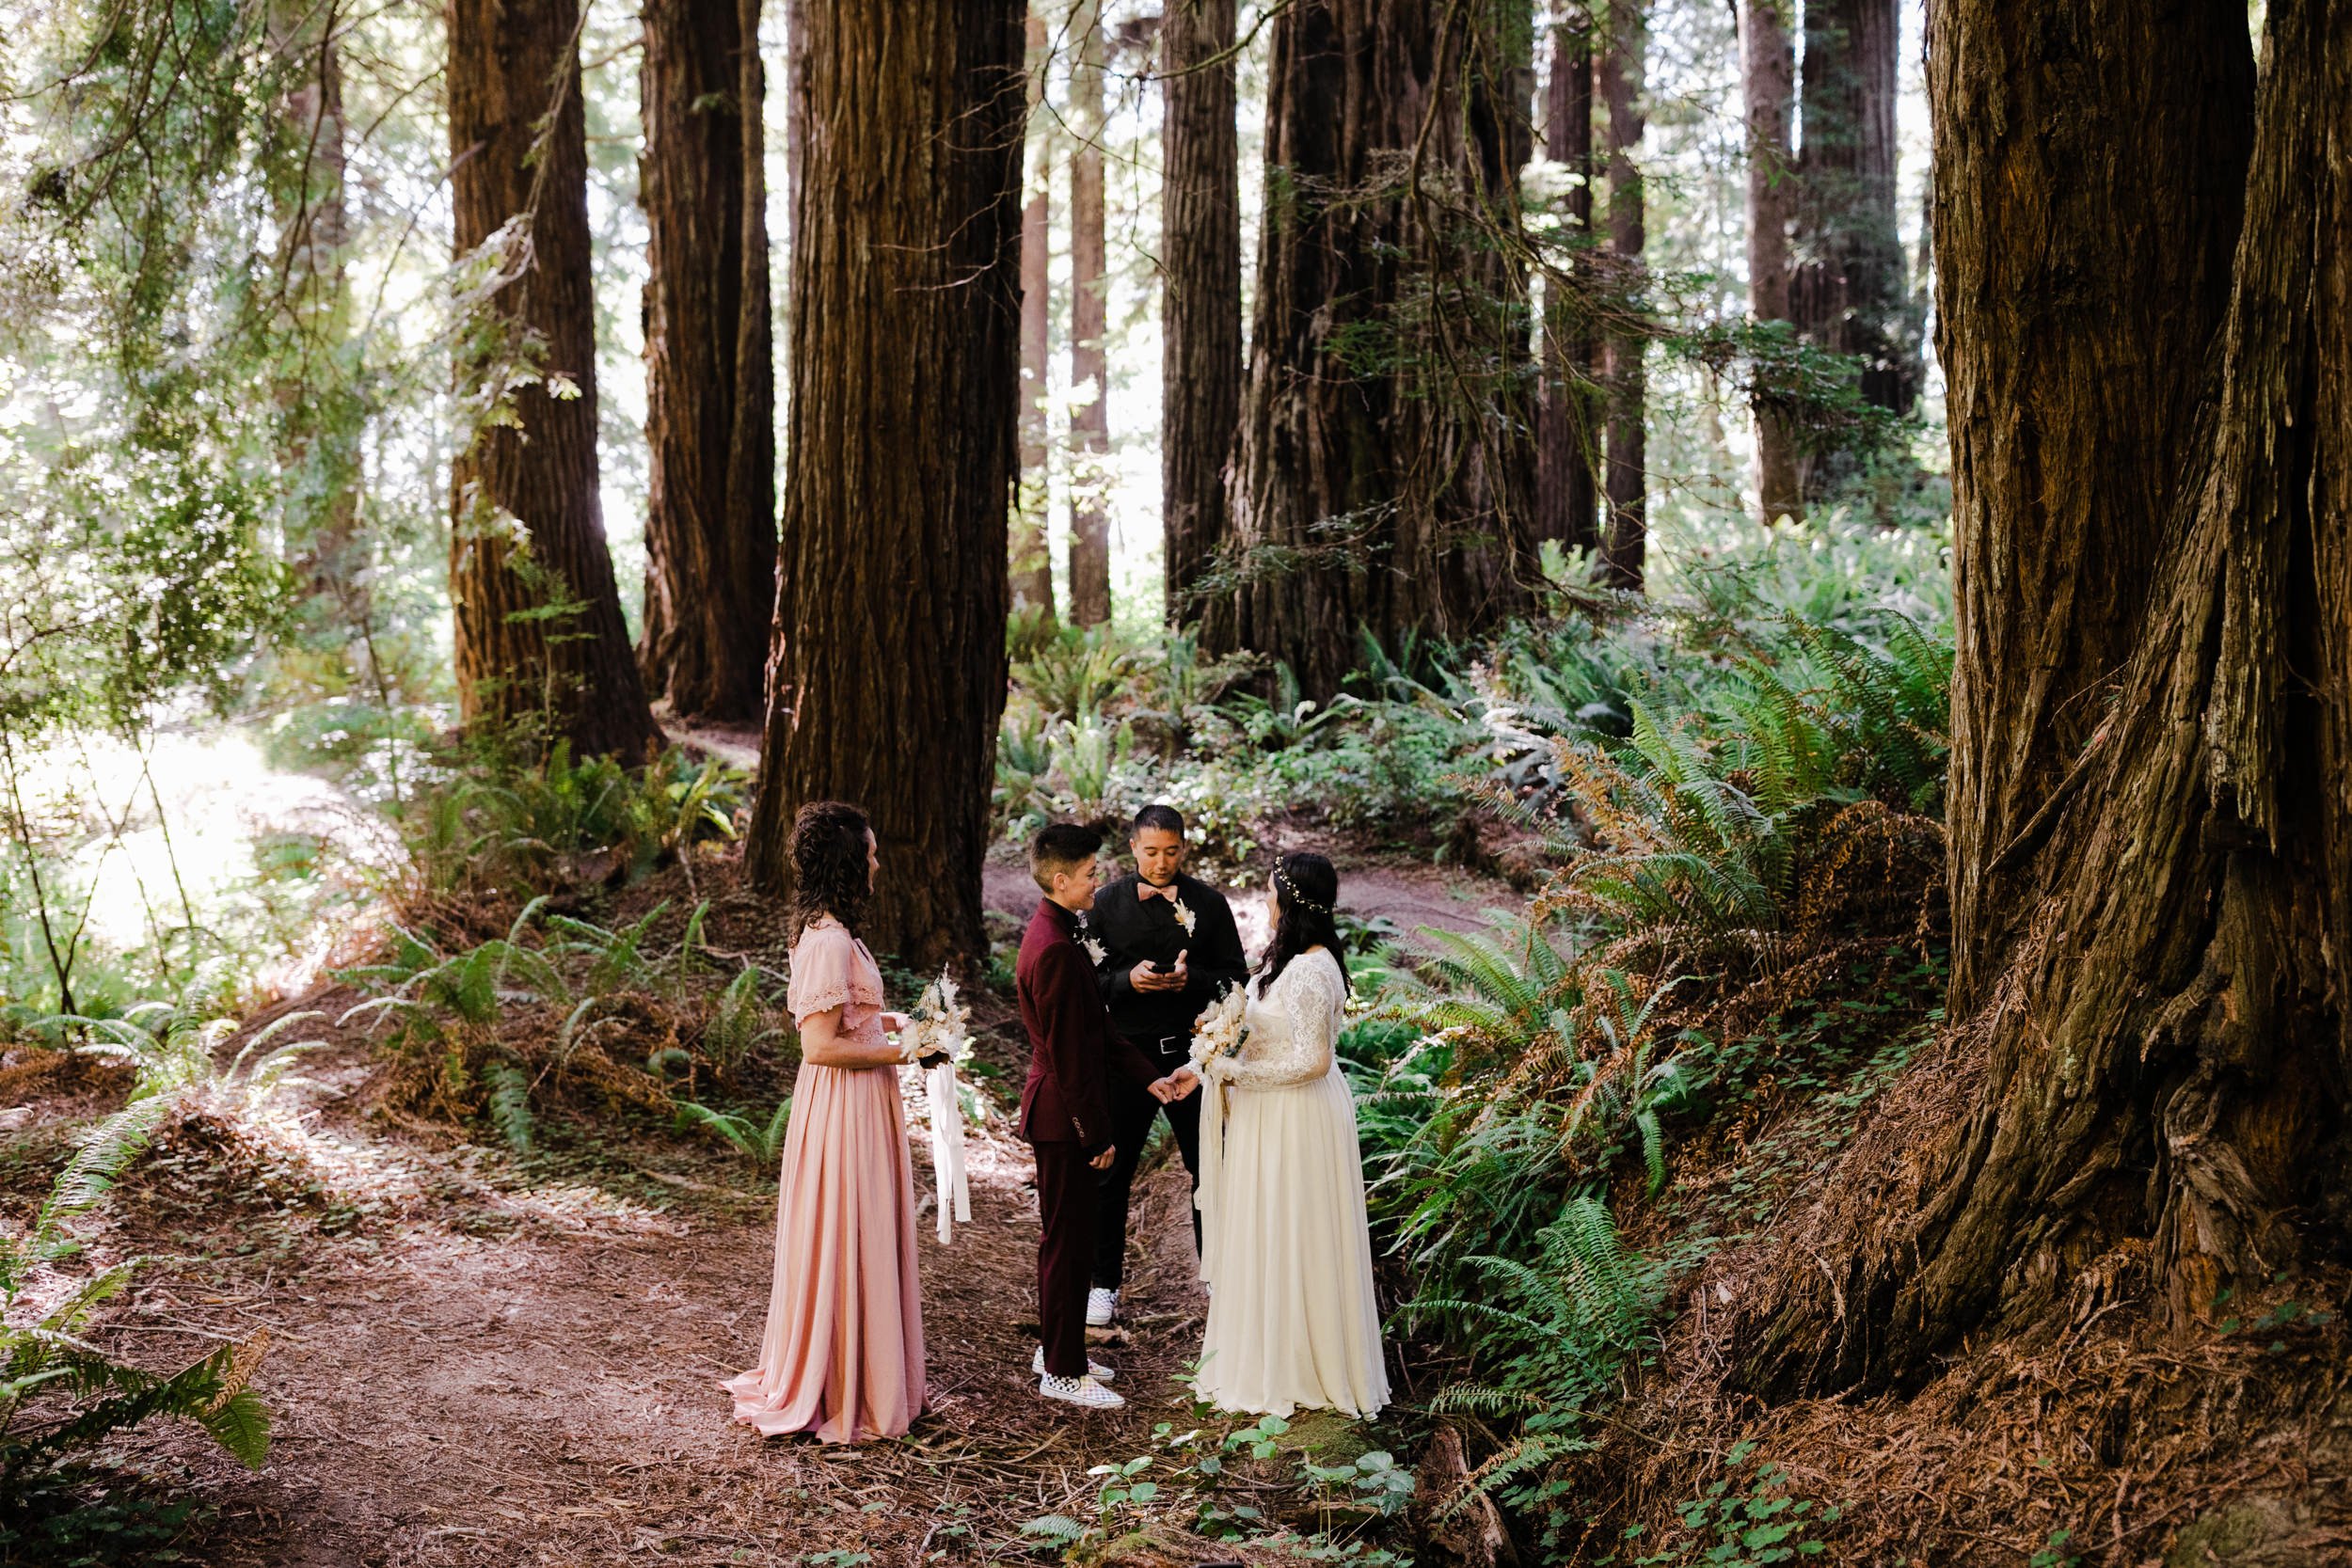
2, 1101, 270, 1506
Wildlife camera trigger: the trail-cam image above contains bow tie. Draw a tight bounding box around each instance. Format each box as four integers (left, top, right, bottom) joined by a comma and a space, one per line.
1137, 881, 1178, 903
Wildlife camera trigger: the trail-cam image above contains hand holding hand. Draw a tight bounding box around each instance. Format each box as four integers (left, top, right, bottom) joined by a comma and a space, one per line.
1089, 1144, 1118, 1171
1161, 1066, 1201, 1101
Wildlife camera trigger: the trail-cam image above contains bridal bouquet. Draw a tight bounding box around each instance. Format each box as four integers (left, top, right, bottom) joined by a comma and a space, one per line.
898, 970, 972, 1068
1188, 983, 1248, 1075
899, 970, 973, 1244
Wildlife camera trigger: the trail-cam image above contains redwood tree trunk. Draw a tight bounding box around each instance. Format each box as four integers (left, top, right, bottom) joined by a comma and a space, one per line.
1789, 0, 1916, 498
448, 0, 660, 761
1208, 0, 1538, 699
1534, 10, 1600, 556
1160, 0, 1241, 626
1740, 0, 1803, 527
1066, 0, 1112, 627
743, 0, 1024, 967
1011, 4, 1057, 620
1597, 0, 1646, 588
268, 0, 363, 610
1741, 0, 2352, 1393
638, 0, 776, 723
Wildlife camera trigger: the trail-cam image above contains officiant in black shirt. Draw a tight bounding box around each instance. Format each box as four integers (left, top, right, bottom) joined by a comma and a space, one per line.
1079, 803, 1248, 1326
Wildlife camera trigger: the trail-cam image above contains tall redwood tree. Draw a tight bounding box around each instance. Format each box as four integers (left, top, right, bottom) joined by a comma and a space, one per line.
637, 0, 775, 723
1065, 0, 1112, 627
1789, 0, 1915, 500
1207, 0, 1537, 699
743, 0, 1025, 966
1740, 0, 1802, 527
1743, 0, 2352, 1390
1534, 8, 1600, 557
1011, 4, 1057, 620
1597, 0, 1646, 588
447, 0, 660, 760
1159, 0, 1240, 626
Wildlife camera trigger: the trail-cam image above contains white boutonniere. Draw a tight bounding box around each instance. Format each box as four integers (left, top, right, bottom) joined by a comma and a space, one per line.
1171, 894, 1198, 937
1081, 934, 1108, 965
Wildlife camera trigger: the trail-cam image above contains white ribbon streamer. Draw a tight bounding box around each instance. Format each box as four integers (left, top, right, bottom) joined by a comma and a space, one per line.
1194, 1073, 1226, 1284
925, 1060, 971, 1245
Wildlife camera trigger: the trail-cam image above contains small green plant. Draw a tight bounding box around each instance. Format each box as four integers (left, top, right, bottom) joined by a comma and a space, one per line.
481, 1056, 534, 1153
2, 1101, 271, 1504
675, 1097, 793, 1167
1632, 1442, 1840, 1566
1300, 1449, 1416, 1521
798, 1551, 872, 1568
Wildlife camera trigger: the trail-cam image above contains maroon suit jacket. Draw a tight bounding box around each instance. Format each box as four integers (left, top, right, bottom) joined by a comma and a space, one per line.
1016, 898, 1162, 1153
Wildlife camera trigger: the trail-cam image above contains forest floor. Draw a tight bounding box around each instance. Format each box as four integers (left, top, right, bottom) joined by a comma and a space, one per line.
6, 847, 1518, 1567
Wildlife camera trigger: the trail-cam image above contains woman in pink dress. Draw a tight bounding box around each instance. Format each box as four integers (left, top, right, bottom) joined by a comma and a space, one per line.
723, 800, 926, 1442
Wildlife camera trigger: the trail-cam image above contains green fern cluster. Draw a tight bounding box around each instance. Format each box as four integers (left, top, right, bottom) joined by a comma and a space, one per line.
399, 736, 741, 902
2, 1101, 270, 1501
1416, 1197, 1667, 1548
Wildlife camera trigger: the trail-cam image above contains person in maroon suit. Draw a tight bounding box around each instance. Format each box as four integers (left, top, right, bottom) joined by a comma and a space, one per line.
1017, 823, 1190, 1409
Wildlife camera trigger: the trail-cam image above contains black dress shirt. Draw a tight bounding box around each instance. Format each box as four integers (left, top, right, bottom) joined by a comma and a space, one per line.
1082, 872, 1250, 1046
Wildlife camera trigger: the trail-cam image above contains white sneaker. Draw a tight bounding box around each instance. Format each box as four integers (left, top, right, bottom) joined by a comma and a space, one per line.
1086, 1286, 1119, 1327
1038, 1371, 1125, 1410
1034, 1346, 1116, 1382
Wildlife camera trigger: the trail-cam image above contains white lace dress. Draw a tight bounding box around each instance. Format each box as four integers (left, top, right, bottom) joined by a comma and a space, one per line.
1193, 947, 1390, 1418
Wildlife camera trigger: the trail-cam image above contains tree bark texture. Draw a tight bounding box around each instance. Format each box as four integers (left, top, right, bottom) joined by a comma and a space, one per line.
1940, 0, 2254, 1010
1597, 0, 1646, 588
448, 0, 660, 761
1066, 0, 1112, 627
1740, 0, 1803, 527
1741, 0, 2352, 1393
637, 0, 776, 723
1208, 0, 1538, 699
1790, 0, 1917, 499
1012, 4, 1057, 619
744, 0, 1024, 968
1160, 0, 1241, 627
1534, 11, 1600, 556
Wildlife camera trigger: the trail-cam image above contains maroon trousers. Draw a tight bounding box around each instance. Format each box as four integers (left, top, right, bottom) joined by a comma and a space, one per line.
1031, 1140, 1098, 1380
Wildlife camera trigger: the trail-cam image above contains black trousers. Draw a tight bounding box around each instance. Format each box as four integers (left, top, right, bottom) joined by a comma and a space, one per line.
1093, 1036, 1204, 1290
1032, 1139, 1097, 1380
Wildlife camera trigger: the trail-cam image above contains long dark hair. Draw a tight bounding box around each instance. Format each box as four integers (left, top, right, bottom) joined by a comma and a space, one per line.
1260, 851, 1345, 986
788, 800, 872, 938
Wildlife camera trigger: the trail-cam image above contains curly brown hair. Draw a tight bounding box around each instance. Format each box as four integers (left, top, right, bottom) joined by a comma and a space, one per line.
787, 800, 873, 938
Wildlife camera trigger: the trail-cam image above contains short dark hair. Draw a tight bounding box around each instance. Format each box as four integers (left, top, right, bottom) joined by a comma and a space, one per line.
1030, 822, 1104, 892
1131, 803, 1185, 837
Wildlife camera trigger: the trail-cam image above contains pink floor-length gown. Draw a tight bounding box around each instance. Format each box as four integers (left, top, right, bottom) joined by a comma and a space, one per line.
723, 917, 926, 1441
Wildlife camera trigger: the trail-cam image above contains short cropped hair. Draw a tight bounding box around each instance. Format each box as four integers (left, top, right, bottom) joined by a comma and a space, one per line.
1030, 822, 1104, 892
1131, 803, 1185, 837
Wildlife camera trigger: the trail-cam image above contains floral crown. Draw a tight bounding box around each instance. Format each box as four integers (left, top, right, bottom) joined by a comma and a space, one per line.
1275, 868, 1333, 916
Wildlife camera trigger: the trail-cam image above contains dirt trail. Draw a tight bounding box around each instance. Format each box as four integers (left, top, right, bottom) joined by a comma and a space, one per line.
126, 1063, 1218, 1567
77, 852, 1519, 1565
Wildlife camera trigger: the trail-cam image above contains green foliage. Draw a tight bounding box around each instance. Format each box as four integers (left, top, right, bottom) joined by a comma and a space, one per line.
2, 1102, 271, 1505
398, 739, 743, 903
481, 1056, 535, 1154
702, 965, 780, 1071
1629, 1442, 1842, 1566
675, 1097, 793, 1168
1418, 1198, 1668, 1550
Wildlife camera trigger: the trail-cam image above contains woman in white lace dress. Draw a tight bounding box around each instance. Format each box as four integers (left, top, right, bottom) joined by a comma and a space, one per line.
1191, 852, 1390, 1418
